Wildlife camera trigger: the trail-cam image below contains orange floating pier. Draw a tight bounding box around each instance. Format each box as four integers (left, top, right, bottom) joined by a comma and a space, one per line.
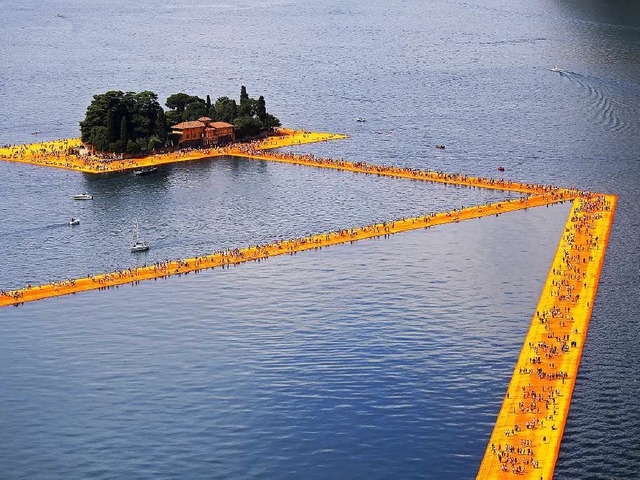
477, 193, 616, 479
0, 193, 571, 308
0, 130, 347, 174
0, 128, 617, 477
0, 130, 576, 197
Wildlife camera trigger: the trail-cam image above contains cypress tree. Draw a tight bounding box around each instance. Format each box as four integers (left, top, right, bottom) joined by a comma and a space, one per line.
120, 116, 128, 152
206, 95, 211, 112
256, 96, 267, 123
239, 86, 251, 117
156, 109, 167, 142
106, 110, 116, 143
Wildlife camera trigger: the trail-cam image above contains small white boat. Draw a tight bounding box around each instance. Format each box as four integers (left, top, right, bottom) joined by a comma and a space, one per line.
72, 193, 93, 200
131, 241, 150, 253
68, 218, 80, 226
551, 66, 561, 72
133, 167, 158, 176
356, 117, 367, 122
131, 221, 150, 252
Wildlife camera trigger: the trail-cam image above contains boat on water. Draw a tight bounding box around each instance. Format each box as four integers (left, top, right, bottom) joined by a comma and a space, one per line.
131, 221, 150, 252
498, 166, 505, 172
436, 145, 446, 150
133, 167, 158, 176
356, 117, 367, 122
68, 218, 80, 226
551, 66, 561, 72
131, 240, 150, 252
72, 193, 93, 200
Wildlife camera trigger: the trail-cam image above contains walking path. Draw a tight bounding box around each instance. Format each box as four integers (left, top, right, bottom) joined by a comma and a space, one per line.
0, 130, 347, 173
0, 192, 572, 308
477, 193, 616, 479
228, 149, 571, 196
0, 130, 618, 478
0, 131, 581, 197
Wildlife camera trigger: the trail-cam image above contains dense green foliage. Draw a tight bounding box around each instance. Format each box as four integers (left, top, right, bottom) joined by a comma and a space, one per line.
80, 86, 281, 153
164, 86, 281, 138
80, 91, 165, 153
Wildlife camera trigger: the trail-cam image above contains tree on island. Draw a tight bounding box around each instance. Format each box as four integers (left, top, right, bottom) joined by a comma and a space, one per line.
80, 90, 165, 153
81, 86, 282, 153
214, 96, 238, 123
165, 86, 280, 137
164, 93, 208, 126
232, 86, 281, 136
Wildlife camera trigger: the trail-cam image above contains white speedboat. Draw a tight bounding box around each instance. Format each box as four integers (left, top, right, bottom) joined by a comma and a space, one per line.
131, 240, 150, 252
131, 220, 150, 252
68, 218, 80, 226
551, 66, 561, 72
72, 193, 93, 200
356, 117, 367, 122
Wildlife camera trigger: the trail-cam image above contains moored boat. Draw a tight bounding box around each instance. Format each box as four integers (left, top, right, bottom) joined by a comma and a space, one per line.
133, 167, 158, 176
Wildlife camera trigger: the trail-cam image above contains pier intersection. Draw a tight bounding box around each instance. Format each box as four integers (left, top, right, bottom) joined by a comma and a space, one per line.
0, 130, 616, 479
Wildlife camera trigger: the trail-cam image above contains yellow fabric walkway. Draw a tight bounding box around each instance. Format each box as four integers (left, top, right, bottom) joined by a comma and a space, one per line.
0, 130, 618, 478
0, 193, 571, 308
477, 194, 616, 479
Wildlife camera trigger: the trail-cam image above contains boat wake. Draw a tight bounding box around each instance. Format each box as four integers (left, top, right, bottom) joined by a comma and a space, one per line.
556, 70, 634, 134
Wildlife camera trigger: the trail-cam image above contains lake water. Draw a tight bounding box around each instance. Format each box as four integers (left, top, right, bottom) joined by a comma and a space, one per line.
1, 0, 639, 478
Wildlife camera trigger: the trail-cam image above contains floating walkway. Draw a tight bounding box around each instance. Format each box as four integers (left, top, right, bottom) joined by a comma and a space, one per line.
0, 130, 347, 174
0, 129, 617, 478
0, 193, 571, 308
229, 150, 572, 196
1, 130, 575, 198
477, 193, 616, 479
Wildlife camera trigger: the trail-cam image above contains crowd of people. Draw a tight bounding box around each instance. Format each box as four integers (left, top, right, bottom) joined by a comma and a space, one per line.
1, 191, 576, 307
0, 131, 584, 202
483, 193, 614, 475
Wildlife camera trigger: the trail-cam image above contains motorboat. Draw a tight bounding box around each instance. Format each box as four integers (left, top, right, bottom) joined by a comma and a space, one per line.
498, 166, 505, 172
68, 218, 80, 226
131, 240, 150, 253
356, 117, 367, 122
133, 167, 158, 176
551, 66, 561, 72
436, 145, 446, 150
131, 220, 150, 252
72, 193, 93, 200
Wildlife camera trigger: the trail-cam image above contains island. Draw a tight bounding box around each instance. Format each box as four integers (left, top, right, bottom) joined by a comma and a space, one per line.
79, 87, 281, 155
0, 87, 347, 174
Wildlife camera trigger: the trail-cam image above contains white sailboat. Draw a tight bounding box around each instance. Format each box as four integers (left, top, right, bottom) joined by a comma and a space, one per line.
131, 220, 150, 252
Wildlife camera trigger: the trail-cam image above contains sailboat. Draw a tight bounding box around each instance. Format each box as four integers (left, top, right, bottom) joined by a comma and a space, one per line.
131, 220, 150, 252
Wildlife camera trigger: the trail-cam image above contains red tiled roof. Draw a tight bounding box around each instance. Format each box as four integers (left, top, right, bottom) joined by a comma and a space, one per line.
209, 122, 234, 129
171, 121, 205, 129
197, 117, 212, 122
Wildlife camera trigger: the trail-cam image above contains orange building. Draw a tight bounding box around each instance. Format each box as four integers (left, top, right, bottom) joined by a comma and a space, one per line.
171, 117, 235, 147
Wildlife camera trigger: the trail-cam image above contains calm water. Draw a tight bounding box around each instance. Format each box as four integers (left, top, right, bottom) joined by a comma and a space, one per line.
1, 0, 639, 478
